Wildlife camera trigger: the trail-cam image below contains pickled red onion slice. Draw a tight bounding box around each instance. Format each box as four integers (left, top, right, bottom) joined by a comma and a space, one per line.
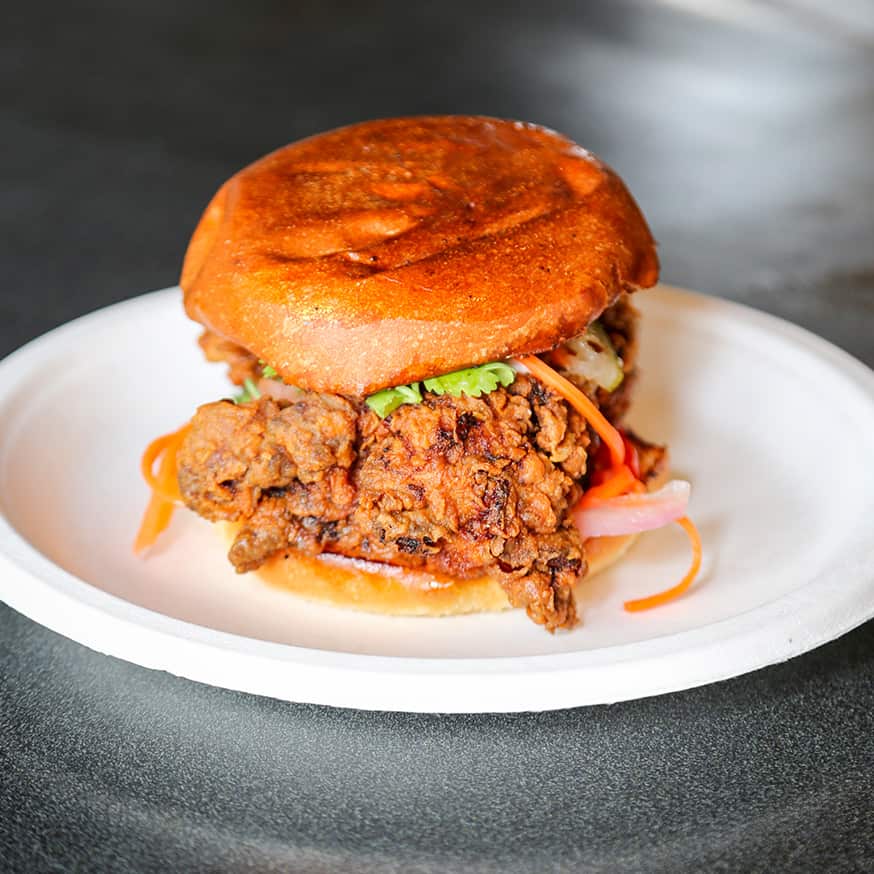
573, 480, 691, 539
257, 378, 305, 403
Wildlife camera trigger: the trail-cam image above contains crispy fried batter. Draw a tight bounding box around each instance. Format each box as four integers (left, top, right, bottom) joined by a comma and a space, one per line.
177, 376, 592, 630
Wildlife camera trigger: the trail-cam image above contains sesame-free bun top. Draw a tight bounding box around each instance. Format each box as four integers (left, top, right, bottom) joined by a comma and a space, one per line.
181, 116, 659, 396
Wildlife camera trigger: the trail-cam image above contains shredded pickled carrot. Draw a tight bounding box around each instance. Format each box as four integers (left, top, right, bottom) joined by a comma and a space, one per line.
579, 464, 638, 507
515, 355, 626, 467
133, 424, 190, 553
140, 430, 185, 502
623, 516, 702, 612
133, 475, 176, 553
621, 431, 641, 480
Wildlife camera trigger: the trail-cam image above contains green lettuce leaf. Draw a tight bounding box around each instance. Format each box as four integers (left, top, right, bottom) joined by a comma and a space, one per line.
423, 361, 515, 398
233, 377, 262, 405
365, 361, 516, 419
365, 382, 423, 418
234, 363, 279, 403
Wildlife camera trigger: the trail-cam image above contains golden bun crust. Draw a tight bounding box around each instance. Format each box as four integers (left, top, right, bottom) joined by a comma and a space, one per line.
218, 524, 640, 618
182, 116, 658, 396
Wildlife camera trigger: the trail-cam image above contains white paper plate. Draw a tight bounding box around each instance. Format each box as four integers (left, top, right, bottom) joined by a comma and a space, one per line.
0, 286, 872, 712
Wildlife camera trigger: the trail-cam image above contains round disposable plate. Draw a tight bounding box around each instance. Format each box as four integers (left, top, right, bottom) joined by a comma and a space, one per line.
0, 286, 872, 712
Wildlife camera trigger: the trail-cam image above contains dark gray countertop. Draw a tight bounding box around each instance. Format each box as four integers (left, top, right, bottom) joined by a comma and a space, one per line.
1, 2, 872, 871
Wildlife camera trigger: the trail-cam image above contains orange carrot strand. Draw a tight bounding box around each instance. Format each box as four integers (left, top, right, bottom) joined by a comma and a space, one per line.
515, 355, 626, 467
623, 516, 702, 612
140, 431, 183, 501
133, 424, 190, 553
579, 464, 637, 507
134, 449, 178, 552
133, 492, 176, 553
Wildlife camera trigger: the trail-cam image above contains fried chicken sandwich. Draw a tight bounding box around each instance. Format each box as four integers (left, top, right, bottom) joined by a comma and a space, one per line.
136, 116, 700, 631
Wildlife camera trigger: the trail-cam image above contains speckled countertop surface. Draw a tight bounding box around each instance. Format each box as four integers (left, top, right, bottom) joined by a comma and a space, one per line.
1, 1, 872, 871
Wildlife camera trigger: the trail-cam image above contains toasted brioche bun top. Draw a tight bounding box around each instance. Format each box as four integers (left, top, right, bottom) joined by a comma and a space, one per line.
181, 116, 658, 396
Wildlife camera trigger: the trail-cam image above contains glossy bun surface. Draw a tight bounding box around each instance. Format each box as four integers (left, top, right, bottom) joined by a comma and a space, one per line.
182, 116, 658, 395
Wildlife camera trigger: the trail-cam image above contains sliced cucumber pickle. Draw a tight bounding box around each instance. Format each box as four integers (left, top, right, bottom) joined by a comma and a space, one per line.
562, 320, 625, 392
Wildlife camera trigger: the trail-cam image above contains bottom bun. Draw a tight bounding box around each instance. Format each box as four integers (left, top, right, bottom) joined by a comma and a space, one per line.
218, 524, 640, 618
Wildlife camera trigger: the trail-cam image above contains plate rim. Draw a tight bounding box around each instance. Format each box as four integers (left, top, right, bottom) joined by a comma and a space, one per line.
1, 284, 873, 712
